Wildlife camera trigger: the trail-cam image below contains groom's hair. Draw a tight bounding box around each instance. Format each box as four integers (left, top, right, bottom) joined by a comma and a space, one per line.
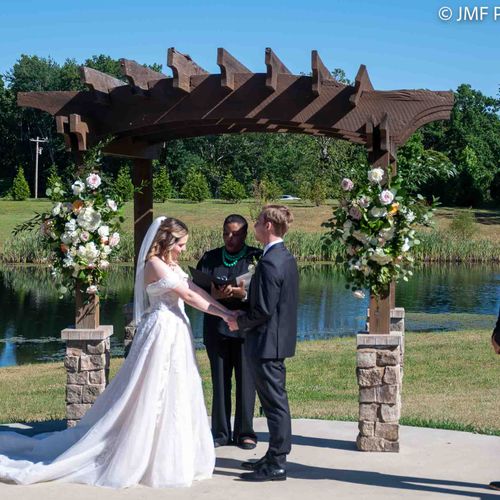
223, 214, 248, 232
260, 205, 294, 237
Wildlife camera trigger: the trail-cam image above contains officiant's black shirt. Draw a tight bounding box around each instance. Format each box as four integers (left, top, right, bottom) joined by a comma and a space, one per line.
197, 246, 262, 342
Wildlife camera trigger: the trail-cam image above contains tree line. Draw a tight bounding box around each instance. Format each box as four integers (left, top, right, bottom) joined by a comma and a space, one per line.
1, 54, 500, 206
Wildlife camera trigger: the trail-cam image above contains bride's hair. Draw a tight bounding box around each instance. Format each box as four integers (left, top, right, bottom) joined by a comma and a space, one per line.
146, 218, 189, 262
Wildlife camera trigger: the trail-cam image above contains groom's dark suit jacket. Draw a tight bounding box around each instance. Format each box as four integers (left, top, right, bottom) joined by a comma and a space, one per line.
236, 242, 299, 359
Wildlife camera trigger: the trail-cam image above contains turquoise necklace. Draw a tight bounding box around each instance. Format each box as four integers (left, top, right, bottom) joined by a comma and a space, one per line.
222, 245, 247, 267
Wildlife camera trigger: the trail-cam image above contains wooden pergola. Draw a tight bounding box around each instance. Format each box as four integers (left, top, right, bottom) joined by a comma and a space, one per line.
18, 47, 454, 334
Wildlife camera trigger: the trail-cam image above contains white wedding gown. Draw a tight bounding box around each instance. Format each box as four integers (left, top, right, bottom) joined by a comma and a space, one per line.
0, 266, 215, 488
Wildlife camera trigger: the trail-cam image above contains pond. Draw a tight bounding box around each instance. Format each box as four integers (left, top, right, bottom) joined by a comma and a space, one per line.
0, 264, 499, 367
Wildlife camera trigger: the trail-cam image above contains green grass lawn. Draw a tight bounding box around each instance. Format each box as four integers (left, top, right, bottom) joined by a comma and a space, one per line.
1, 330, 499, 434
1, 199, 499, 250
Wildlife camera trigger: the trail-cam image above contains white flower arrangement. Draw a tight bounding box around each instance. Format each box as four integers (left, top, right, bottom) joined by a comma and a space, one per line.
324, 168, 437, 298
19, 171, 124, 298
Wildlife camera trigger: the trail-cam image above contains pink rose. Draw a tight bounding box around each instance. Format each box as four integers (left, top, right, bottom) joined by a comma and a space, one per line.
108, 232, 120, 248
86, 173, 102, 190
341, 178, 354, 191
379, 189, 395, 205
349, 206, 362, 220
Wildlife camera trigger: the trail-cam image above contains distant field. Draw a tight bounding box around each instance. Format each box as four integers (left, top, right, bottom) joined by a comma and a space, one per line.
1, 198, 499, 250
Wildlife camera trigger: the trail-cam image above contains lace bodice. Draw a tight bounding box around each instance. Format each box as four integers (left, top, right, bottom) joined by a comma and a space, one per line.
146, 265, 189, 312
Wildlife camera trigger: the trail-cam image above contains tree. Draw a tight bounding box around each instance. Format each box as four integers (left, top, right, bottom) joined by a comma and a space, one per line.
113, 166, 134, 202
219, 172, 246, 203
153, 166, 173, 202
12, 166, 31, 200
181, 169, 211, 202
45, 164, 63, 197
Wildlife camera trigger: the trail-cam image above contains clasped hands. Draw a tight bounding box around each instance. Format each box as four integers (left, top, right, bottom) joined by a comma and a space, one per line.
224, 310, 244, 332
212, 284, 246, 332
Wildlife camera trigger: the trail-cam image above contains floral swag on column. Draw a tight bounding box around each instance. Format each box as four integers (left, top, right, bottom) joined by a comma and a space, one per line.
324, 167, 437, 298
15, 163, 124, 300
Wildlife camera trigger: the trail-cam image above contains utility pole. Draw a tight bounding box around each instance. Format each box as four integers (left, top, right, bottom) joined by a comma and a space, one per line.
29, 136, 48, 199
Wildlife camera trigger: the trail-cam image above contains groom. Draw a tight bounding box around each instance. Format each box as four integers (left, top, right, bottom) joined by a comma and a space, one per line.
227, 205, 299, 482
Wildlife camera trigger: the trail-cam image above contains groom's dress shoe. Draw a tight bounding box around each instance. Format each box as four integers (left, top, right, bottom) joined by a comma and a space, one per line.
241, 455, 268, 470
239, 463, 286, 482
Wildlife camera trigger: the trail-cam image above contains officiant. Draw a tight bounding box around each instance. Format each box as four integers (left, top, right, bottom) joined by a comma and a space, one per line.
196, 214, 261, 449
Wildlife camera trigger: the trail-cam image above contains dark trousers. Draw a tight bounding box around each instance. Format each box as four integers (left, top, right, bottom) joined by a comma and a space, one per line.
206, 335, 257, 445
248, 357, 291, 468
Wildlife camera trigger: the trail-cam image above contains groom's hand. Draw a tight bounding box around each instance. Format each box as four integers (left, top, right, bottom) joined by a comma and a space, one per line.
227, 316, 239, 331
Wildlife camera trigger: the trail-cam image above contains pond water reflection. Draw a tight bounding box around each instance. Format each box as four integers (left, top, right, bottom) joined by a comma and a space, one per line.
1, 264, 499, 367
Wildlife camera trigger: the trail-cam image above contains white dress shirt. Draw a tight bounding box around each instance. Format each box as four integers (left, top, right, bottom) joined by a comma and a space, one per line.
263, 238, 284, 256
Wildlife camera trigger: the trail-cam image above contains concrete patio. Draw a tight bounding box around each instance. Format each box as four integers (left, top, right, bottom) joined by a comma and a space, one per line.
0, 417, 499, 499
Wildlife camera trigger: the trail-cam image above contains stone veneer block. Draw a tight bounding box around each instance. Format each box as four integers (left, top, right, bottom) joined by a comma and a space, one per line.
356, 330, 404, 453
357, 367, 384, 387
61, 325, 113, 427
356, 350, 376, 368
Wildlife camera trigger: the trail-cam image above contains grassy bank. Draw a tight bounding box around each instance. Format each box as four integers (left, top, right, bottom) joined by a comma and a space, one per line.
0, 199, 499, 263
1, 330, 499, 434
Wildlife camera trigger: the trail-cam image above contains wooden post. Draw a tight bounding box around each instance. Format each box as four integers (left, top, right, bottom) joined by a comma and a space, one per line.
133, 159, 154, 268
75, 283, 100, 329
367, 125, 397, 334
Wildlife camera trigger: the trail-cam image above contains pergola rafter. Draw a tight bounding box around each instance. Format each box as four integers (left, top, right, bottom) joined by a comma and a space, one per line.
17, 46, 453, 164
17, 46, 454, 336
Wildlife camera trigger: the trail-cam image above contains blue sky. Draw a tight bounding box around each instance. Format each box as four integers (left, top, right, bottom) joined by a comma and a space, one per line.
1, 0, 499, 97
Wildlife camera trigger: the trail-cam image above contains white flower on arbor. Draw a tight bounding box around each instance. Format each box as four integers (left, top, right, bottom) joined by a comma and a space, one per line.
86, 174, 102, 190
368, 168, 385, 184
77, 207, 102, 232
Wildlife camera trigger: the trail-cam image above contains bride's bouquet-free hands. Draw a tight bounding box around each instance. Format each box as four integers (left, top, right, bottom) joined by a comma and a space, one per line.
225, 310, 244, 332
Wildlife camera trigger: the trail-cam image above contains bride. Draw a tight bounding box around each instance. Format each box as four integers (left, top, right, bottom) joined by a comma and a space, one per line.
0, 216, 237, 488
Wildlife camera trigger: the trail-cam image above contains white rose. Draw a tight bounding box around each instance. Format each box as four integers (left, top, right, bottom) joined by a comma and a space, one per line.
98, 225, 110, 237
380, 226, 395, 240
406, 210, 416, 223
106, 199, 117, 211
99, 260, 110, 269
86, 173, 102, 190
369, 248, 393, 265
379, 190, 395, 206
52, 202, 62, 216
108, 232, 120, 248
101, 245, 112, 255
86, 285, 98, 294
358, 196, 370, 208
77, 207, 101, 232
353, 290, 366, 299
368, 168, 385, 184
352, 230, 369, 244
63, 255, 75, 268
370, 206, 387, 218
72, 180, 85, 195
60, 232, 73, 244
80, 231, 90, 242
401, 238, 411, 252
65, 219, 77, 232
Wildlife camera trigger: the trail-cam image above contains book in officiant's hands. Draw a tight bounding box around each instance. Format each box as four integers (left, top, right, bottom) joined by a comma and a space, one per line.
189, 267, 253, 290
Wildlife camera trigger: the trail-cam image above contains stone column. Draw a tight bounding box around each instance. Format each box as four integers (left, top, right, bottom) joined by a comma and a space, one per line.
356, 308, 405, 452
62, 326, 113, 427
